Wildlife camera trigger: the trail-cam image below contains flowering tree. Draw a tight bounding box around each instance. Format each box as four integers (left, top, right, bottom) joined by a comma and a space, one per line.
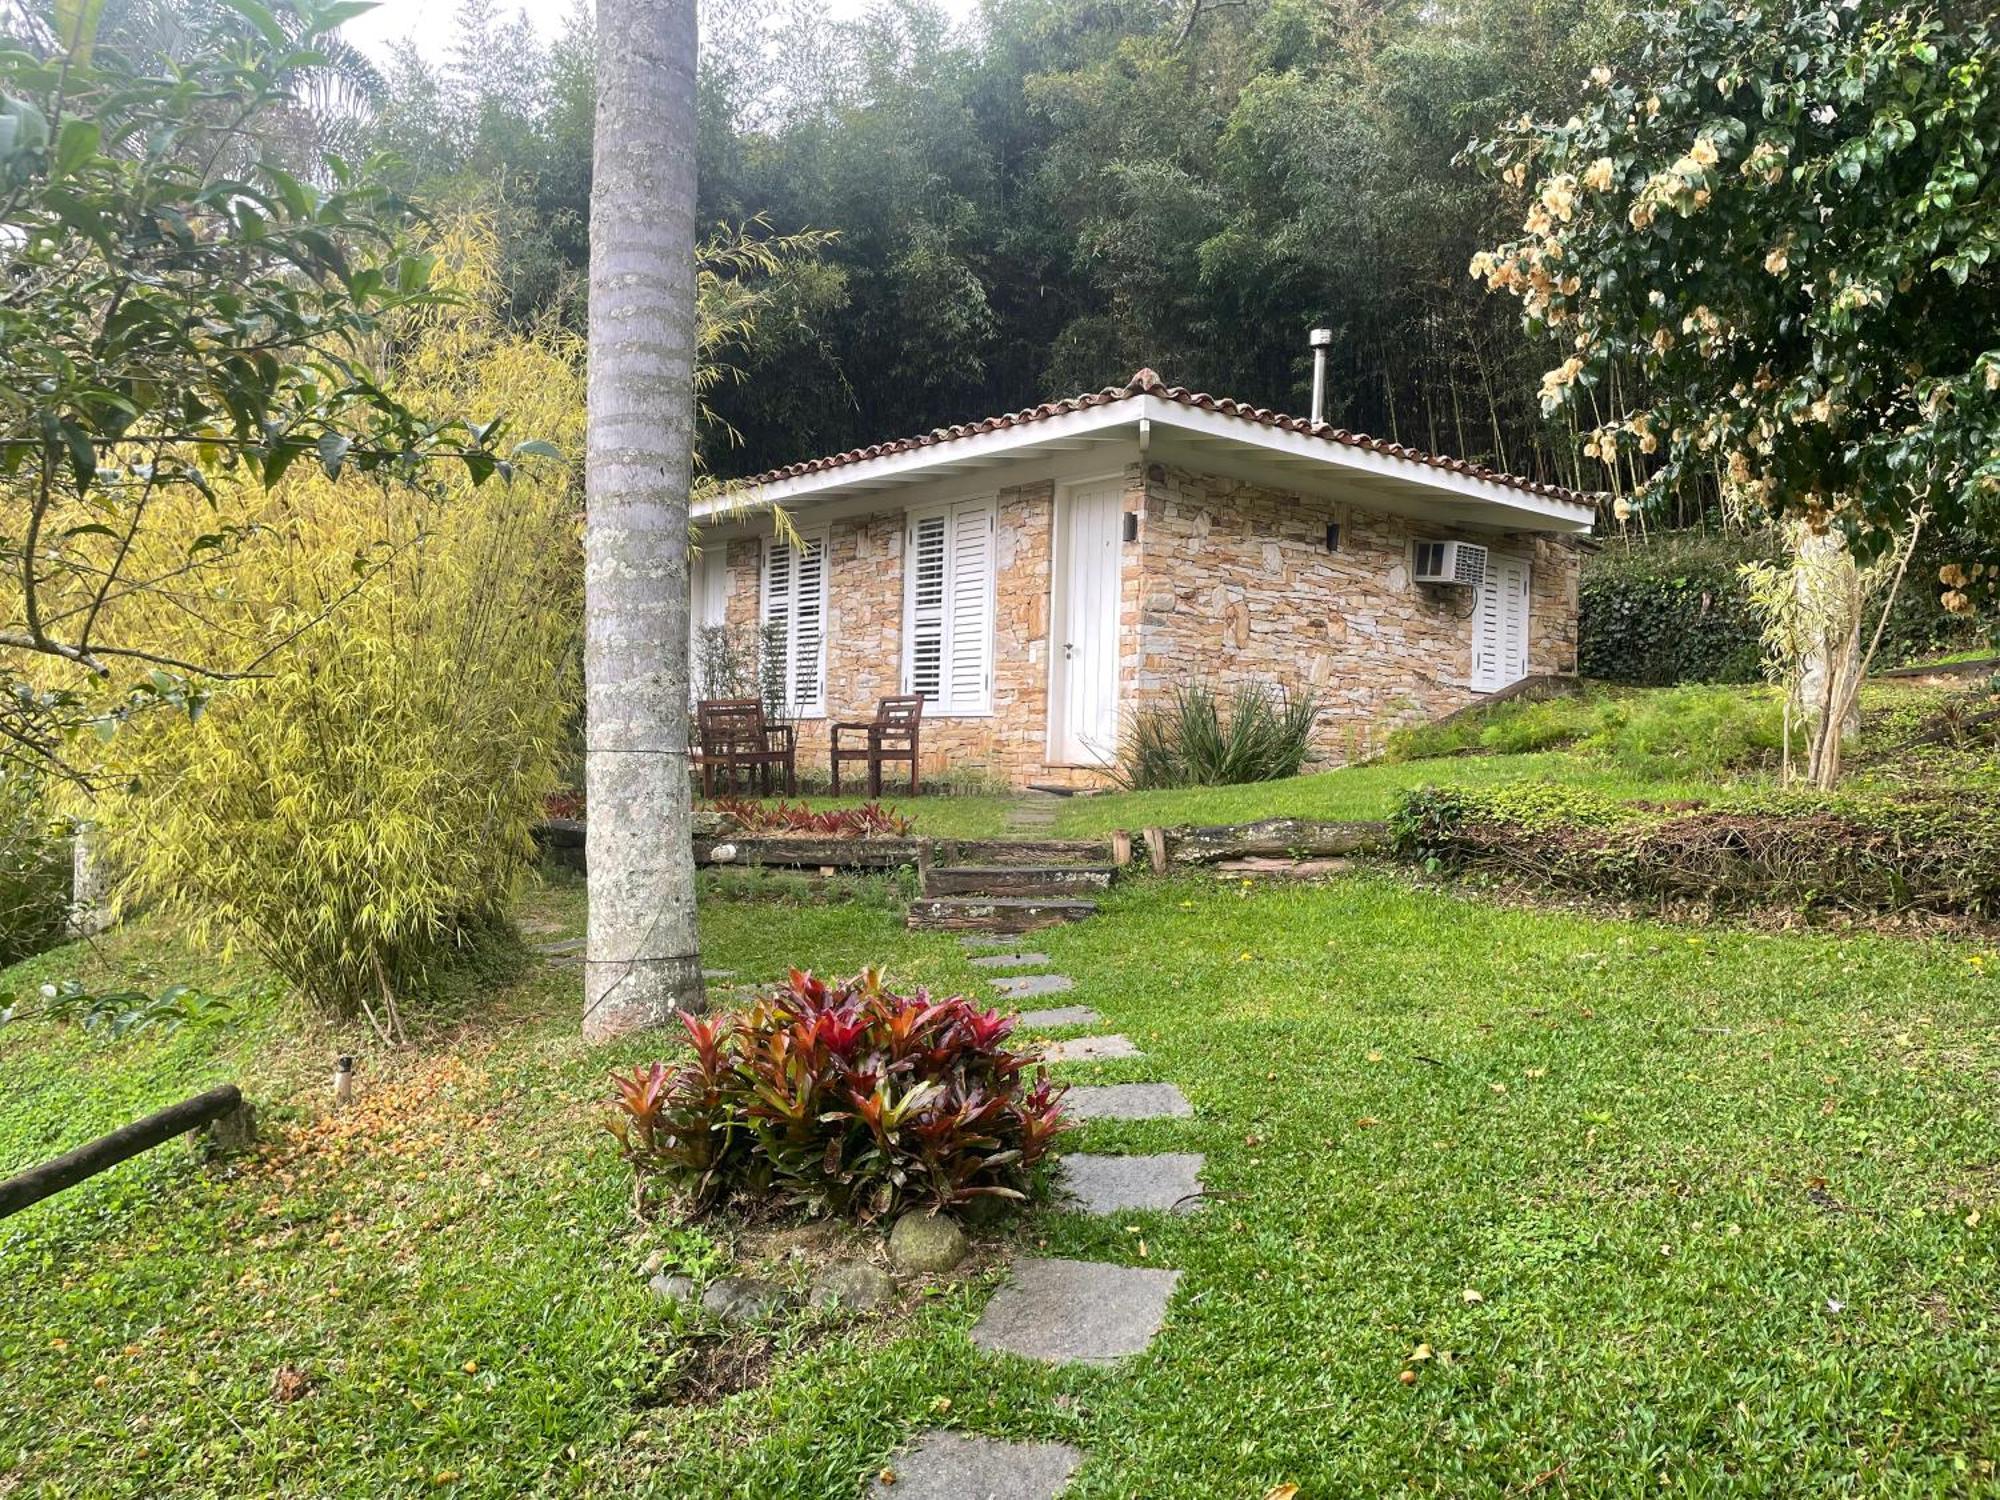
1468, 2, 2000, 620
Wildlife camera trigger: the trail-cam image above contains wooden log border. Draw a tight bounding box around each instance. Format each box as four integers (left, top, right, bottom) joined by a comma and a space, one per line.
0, 1084, 247, 1220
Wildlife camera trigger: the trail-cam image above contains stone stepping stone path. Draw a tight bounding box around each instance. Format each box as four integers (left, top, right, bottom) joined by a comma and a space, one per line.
960, 933, 1034, 950
1064, 1082, 1192, 1121
1044, 1033, 1140, 1063
969, 950, 1050, 969
971, 1257, 1181, 1365
1017, 1004, 1101, 1030
1056, 1152, 1205, 1215
868, 1430, 1083, 1500
870, 945, 1206, 1492
990, 972, 1075, 1000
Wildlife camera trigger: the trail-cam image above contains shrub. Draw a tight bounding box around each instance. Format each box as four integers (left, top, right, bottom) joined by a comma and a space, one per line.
0, 774, 70, 968
1582, 530, 1984, 686
1117, 681, 1319, 790
1390, 783, 2000, 919
704, 797, 913, 837
607, 968, 1070, 1222
78, 226, 579, 1023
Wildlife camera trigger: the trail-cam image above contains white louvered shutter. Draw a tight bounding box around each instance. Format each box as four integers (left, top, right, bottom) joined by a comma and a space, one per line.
946, 502, 994, 712
763, 529, 828, 717
792, 532, 826, 715
903, 500, 994, 714
906, 513, 948, 703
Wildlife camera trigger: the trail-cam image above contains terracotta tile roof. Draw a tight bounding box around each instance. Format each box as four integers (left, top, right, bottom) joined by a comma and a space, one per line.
740, 368, 1598, 509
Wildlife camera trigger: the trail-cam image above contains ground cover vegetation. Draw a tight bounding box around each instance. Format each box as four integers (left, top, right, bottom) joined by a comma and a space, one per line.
3, 870, 1996, 1495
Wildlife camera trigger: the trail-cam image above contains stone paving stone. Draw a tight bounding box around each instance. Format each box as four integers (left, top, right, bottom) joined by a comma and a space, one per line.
990, 973, 1075, 999
1016, 1004, 1102, 1030
960, 934, 1030, 950
866, 1430, 1084, 1500
968, 951, 1051, 969
970, 1257, 1180, 1365
1064, 1083, 1193, 1121
1043, 1034, 1140, 1063
535, 937, 584, 956
1057, 1153, 1205, 1215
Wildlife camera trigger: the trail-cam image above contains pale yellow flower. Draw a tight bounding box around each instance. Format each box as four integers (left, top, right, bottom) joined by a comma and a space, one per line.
1764, 245, 1789, 275
1583, 157, 1616, 192
1690, 136, 1719, 167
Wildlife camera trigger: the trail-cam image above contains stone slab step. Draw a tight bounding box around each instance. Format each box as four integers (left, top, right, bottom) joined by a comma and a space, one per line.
990, 973, 1074, 1000
1044, 1033, 1140, 1063
1064, 1083, 1192, 1121
1016, 1004, 1101, 1030
1057, 1153, 1205, 1215
867, 1430, 1083, 1499
968, 951, 1051, 969
907, 896, 1098, 934
970, 1257, 1180, 1365
925, 865, 1114, 898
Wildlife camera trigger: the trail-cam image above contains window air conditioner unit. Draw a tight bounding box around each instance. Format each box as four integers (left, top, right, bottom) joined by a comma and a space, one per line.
1412, 540, 1488, 587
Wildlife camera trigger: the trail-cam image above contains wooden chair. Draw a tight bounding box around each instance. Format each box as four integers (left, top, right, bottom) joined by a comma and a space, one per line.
695, 698, 797, 797
830, 695, 924, 797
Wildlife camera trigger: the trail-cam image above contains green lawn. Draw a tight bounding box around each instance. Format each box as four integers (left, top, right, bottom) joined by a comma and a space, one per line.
4, 869, 1996, 1496
720, 754, 1736, 845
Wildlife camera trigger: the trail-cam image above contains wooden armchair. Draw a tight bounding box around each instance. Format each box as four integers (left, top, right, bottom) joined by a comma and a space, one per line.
830, 695, 923, 797
695, 698, 797, 797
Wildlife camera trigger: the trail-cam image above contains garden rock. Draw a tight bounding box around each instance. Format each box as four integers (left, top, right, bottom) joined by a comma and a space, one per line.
699, 1276, 792, 1324
1064, 1083, 1193, 1121
811, 1260, 896, 1313
867, 1430, 1084, 1499
970, 1257, 1180, 1364
889, 1211, 969, 1273
648, 1272, 698, 1305
1017, 1004, 1101, 1030
990, 972, 1075, 999
1057, 1153, 1205, 1214
1044, 1033, 1141, 1063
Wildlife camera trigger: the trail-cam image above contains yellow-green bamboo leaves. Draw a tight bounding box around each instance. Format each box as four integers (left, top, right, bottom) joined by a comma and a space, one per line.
77, 222, 582, 1017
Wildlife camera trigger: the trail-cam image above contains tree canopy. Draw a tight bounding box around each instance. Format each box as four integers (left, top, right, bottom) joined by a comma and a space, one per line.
1472, 0, 1999, 608
363, 0, 1627, 490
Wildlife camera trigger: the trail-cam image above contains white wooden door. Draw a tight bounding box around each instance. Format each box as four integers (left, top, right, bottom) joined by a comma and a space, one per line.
1471, 554, 1531, 693
1052, 480, 1123, 764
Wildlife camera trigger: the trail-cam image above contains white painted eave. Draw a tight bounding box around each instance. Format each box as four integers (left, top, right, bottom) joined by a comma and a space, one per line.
700, 395, 1598, 534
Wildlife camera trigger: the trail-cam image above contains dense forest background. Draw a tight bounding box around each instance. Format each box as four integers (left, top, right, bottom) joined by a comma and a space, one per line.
361, 0, 1625, 490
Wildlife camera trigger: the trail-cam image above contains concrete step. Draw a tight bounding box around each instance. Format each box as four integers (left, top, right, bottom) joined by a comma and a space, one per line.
923, 864, 1114, 898
906, 895, 1098, 933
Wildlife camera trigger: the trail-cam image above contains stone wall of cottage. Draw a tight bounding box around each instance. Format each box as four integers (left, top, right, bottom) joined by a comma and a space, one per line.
1130, 465, 1582, 762
705, 463, 1581, 787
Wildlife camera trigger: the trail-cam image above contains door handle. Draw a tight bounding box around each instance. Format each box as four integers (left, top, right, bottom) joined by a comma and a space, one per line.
1063, 642, 1075, 660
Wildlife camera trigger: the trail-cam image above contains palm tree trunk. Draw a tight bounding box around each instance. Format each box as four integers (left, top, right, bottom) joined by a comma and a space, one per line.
582, 0, 706, 1040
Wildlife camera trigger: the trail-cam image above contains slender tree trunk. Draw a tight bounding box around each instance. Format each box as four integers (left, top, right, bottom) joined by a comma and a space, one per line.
582, 0, 705, 1040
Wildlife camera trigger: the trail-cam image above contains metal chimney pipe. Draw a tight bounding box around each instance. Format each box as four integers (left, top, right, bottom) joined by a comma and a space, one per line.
1308, 327, 1333, 427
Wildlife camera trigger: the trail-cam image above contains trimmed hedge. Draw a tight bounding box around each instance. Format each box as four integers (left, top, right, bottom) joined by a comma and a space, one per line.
1580, 530, 1979, 685
1390, 783, 2000, 920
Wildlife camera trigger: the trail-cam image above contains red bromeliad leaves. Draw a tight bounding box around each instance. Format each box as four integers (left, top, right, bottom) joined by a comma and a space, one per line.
703, 798, 914, 838
606, 968, 1070, 1220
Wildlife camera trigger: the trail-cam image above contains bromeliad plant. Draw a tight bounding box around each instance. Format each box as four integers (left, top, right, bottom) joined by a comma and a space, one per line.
606, 968, 1069, 1221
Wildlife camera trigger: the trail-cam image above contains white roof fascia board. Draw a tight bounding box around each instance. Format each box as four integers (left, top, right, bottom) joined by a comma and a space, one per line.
701, 392, 1596, 533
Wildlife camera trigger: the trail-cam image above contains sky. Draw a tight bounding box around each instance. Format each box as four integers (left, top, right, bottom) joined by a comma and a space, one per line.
343, 0, 984, 67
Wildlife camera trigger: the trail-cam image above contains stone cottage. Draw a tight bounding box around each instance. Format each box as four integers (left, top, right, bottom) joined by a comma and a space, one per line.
692, 369, 1594, 788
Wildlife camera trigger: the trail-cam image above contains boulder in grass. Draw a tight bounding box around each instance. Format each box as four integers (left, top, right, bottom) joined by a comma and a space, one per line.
811, 1259, 897, 1313
699, 1275, 793, 1325
889, 1211, 969, 1273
